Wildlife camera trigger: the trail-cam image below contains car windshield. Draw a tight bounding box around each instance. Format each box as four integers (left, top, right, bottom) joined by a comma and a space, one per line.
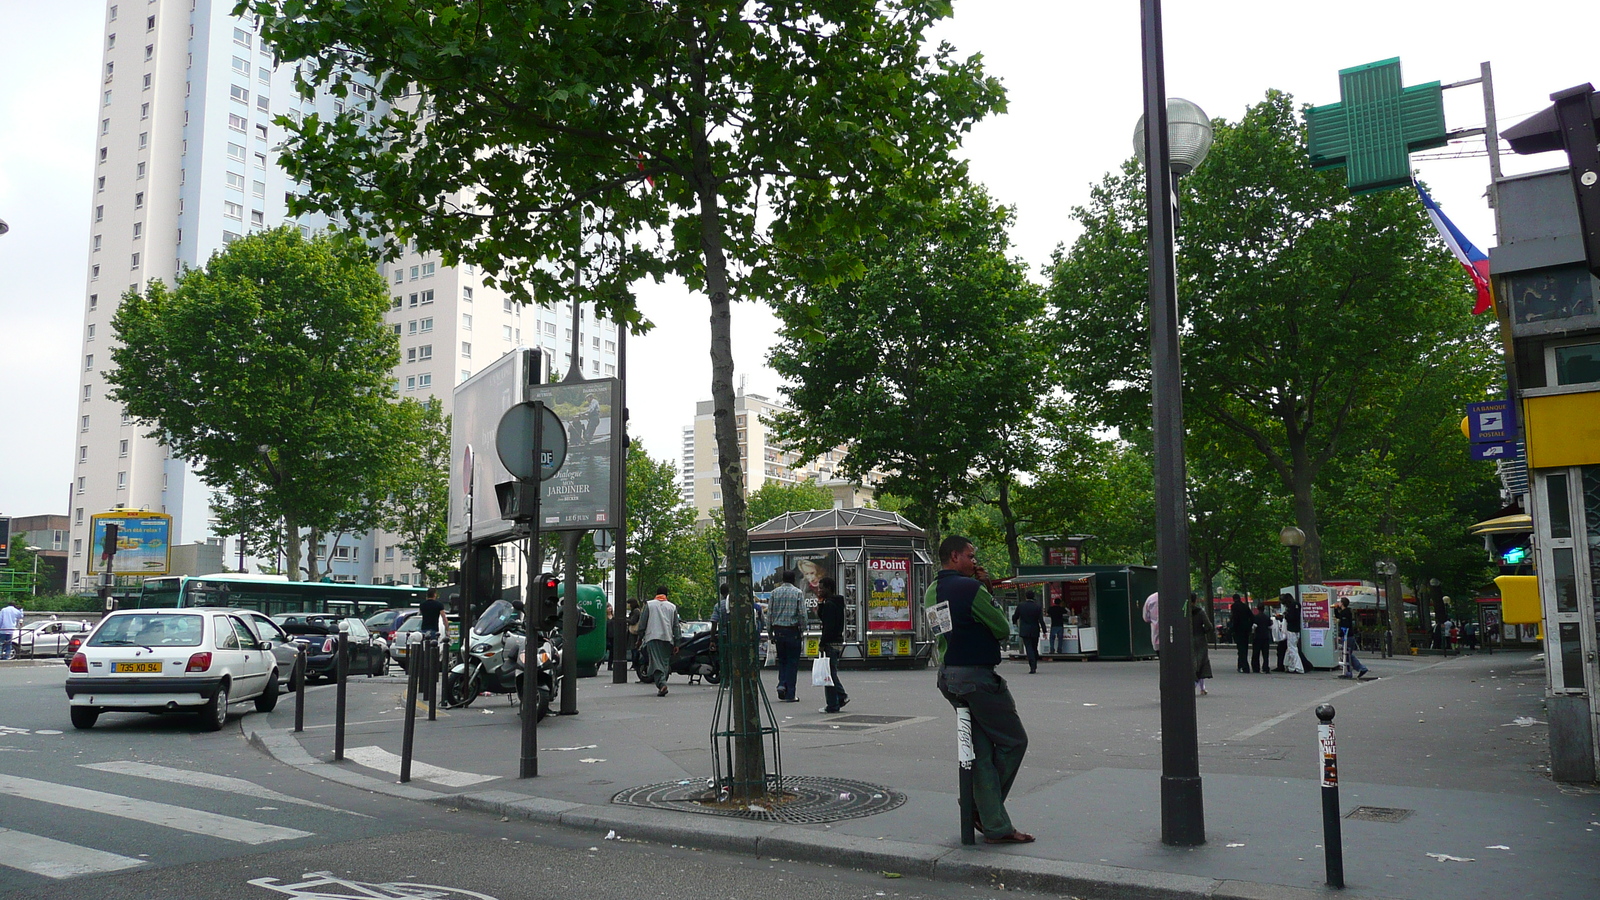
89, 614, 204, 648
474, 600, 520, 636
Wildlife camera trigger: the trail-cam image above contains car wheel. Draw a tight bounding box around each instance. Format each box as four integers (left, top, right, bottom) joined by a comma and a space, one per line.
202, 682, 230, 731
70, 707, 99, 729
255, 672, 280, 712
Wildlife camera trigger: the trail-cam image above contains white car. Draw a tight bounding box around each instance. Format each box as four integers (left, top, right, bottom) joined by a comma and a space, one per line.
64, 608, 281, 731
16, 619, 94, 658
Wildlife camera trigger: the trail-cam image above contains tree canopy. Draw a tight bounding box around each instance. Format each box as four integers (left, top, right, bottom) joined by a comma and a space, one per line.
108, 226, 401, 581
382, 397, 454, 586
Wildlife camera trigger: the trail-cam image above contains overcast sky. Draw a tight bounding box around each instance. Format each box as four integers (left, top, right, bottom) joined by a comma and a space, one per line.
2, 1, 1595, 519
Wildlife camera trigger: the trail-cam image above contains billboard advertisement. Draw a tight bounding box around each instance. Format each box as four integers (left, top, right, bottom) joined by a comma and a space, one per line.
527, 378, 620, 531
86, 511, 172, 576
449, 348, 537, 547
866, 556, 912, 631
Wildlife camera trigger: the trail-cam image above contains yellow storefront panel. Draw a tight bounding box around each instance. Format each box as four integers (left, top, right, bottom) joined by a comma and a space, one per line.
1523, 391, 1600, 468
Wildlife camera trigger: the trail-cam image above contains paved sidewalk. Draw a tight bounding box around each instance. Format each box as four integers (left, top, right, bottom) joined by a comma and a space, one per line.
252, 651, 1599, 900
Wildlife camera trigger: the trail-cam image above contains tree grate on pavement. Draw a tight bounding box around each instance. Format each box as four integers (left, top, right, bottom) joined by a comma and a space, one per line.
1345, 806, 1413, 822
612, 775, 906, 824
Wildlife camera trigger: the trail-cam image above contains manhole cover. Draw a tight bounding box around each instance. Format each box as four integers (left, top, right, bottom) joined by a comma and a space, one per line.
1346, 806, 1413, 823
613, 776, 905, 824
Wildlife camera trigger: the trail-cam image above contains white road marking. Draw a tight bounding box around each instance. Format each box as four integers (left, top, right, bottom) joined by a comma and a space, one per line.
81, 760, 367, 817
0, 827, 147, 879
342, 745, 498, 787
0, 773, 312, 845
1228, 658, 1455, 741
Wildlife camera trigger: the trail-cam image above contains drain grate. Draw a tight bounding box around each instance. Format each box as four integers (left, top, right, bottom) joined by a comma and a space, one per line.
613, 775, 905, 824
1346, 806, 1413, 823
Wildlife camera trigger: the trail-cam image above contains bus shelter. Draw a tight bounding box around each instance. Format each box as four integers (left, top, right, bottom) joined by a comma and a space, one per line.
1007, 564, 1158, 660
747, 508, 934, 668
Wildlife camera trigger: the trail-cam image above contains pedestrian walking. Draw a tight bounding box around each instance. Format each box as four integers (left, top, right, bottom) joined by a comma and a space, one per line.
0, 599, 23, 660
1250, 604, 1273, 673
1271, 612, 1289, 671
1229, 594, 1252, 673
1335, 597, 1371, 679
1046, 597, 1068, 654
817, 577, 849, 713
418, 588, 448, 643
1190, 600, 1212, 695
1280, 592, 1305, 673
768, 570, 804, 702
1142, 591, 1160, 654
1012, 591, 1043, 673
925, 535, 1032, 845
638, 587, 680, 696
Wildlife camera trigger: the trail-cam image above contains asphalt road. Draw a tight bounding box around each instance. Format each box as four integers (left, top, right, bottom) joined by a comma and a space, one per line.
0, 661, 1051, 900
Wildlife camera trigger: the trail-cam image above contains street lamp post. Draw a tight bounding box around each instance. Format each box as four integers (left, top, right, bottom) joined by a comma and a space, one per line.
1280, 526, 1306, 609
1428, 577, 1442, 647
1136, 0, 1213, 848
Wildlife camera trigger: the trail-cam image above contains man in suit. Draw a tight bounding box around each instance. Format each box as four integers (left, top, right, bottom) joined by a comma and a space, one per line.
1012, 591, 1043, 674
1229, 594, 1252, 673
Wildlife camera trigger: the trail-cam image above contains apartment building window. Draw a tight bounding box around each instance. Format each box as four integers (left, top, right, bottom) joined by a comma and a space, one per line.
117, 472, 127, 489
131, 222, 142, 239
101, 118, 110, 136
81, 415, 91, 432
226, 172, 245, 190
88, 324, 97, 341
604, 340, 615, 353
407, 320, 417, 335
250, 210, 264, 227
89, 294, 98, 310
419, 290, 433, 305
503, 298, 514, 313
390, 296, 402, 311
409, 266, 419, 281
136, 161, 146, 179
460, 342, 472, 359
75, 508, 84, 525
405, 375, 415, 391
91, 264, 101, 279
253, 152, 266, 170
418, 373, 432, 388
592, 336, 600, 349
138, 132, 149, 149
228, 114, 246, 133
393, 269, 404, 285
406, 348, 416, 363
420, 317, 434, 332
106, 61, 115, 82
223, 230, 241, 244
73, 539, 83, 558
85, 354, 94, 371
417, 345, 433, 361
146, 14, 154, 30
391, 324, 401, 336
77, 477, 86, 495
605, 364, 615, 376
460, 314, 471, 331
256, 95, 269, 113
421, 262, 436, 278
134, 191, 144, 208
592, 360, 600, 374
142, 73, 152, 90
79, 445, 88, 463
258, 67, 270, 83
93, 235, 103, 252
141, 102, 150, 120
544, 321, 556, 335
234, 27, 251, 47
119, 439, 129, 457
224, 201, 243, 220
230, 85, 249, 104
462, 286, 473, 302
515, 328, 521, 342
99, 147, 109, 164
130, 252, 140, 269
104, 90, 113, 107
145, 44, 153, 61
255, 123, 268, 142
502, 325, 512, 341
461, 369, 472, 381
227, 142, 246, 162
233, 56, 249, 75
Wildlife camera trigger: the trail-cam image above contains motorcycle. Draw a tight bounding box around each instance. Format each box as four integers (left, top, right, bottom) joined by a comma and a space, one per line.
442, 599, 527, 711
632, 626, 721, 685
519, 611, 599, 720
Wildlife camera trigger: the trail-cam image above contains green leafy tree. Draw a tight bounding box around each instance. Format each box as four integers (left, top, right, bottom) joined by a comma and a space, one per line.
769, 184, 1046, 555
108, 226, 401, 582
745, 479, 835, 528
382, 397, 454, 586
1047, 91, 1500, 582
626, 440, 711, 611
243, 0, 1003, 797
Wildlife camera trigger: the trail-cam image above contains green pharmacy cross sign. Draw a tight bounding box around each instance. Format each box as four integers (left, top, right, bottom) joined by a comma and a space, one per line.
1306, 58, 1448, 193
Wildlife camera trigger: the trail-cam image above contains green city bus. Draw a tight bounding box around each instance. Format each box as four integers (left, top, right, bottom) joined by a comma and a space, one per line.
133, 573, 426, 618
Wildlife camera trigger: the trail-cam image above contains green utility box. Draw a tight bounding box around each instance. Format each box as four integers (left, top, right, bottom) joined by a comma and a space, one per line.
1013, 564, 1158, 661
557, 583, 609, 677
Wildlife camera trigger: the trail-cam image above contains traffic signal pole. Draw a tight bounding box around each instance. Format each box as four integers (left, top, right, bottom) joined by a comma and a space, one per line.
520, 402, 545, 779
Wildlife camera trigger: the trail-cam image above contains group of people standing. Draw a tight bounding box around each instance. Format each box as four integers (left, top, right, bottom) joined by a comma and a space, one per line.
1226, 593, 1305, 676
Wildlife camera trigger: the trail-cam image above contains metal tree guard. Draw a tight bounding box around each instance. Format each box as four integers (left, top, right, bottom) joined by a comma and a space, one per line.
708, 595, 783, 799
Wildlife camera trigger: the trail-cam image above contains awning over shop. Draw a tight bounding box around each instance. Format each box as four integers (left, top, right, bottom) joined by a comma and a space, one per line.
1469, 513, 1533, 536
991, 573, 1095, 588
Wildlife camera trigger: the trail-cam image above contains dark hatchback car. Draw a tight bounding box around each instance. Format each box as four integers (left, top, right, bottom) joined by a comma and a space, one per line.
271, 615, 388, 681
364, 608, 420, 643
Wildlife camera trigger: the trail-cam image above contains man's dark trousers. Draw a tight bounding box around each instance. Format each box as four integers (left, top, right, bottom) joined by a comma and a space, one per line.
938, 665, 1027, 839
1020, 629, 1040, 672
1235, 635, 1250, 673
773, 626, 801, 699
822, 643, 847, 711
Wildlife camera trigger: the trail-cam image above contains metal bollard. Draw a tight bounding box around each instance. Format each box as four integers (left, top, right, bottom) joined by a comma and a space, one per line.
956, 706, 976, 845
293, 645, 307, 734
1316, 704, 1345, 888
400, 642, 420, 783
438, 638, 449, 712
334, 631, 348, 762
520, 636, 538, 778
426, 639, 438, 721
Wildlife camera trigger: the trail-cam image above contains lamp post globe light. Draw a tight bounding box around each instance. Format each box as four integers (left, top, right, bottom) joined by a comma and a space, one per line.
1136, 0, 1211, 847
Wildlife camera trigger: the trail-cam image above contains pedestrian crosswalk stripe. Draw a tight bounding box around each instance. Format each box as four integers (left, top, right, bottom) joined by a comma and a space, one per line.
81, 760, 366, 816
0, 827, 147, 879
343, 745, 498, 787
0, 773, 312, 845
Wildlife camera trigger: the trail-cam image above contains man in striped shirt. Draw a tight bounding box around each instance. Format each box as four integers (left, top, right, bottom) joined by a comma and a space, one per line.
767, 570, 804, 702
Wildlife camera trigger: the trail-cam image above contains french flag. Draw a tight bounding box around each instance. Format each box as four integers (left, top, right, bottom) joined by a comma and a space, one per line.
1414, 182, 1494, 315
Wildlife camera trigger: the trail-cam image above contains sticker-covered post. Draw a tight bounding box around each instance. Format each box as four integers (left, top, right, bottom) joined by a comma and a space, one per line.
956, 706, 976, 845
1317, 704, 1344, 888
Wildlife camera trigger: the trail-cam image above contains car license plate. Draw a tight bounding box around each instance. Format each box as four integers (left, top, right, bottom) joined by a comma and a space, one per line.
113, 662, 162, 673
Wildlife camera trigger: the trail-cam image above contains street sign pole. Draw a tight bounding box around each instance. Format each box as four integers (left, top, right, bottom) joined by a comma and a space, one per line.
520, 402, 545, 779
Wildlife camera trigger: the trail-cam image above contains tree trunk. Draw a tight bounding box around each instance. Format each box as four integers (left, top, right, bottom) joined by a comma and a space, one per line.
306, 527, 322, 582
1288, 466, 1323, 583
689, 27, 765, 800
283, 515, 302, 583
994, 475, 1022, 576
1382, 559, 1408, 654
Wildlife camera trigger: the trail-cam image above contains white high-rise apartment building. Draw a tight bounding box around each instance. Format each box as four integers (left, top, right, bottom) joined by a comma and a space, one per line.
70, 0, 619, 590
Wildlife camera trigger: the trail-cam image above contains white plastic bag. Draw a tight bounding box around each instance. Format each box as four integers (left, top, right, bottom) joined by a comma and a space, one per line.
811, 655, 834, 687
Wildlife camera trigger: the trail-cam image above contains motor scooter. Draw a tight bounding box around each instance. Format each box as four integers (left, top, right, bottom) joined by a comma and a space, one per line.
442, 599, 526, 709
519, 612, 599, 720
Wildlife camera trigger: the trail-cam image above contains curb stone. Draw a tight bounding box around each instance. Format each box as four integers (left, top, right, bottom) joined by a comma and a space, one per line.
249, 726, 1397, 900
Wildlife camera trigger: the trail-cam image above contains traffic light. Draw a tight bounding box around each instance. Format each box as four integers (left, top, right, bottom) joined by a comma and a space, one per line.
537, 572, 561, 624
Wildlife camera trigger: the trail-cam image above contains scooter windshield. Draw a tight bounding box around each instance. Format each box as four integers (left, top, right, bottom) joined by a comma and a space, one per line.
474, 600, 520, 636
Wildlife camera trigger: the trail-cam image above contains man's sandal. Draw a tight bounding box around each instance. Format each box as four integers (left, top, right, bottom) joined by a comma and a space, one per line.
983, 830, 1035, 844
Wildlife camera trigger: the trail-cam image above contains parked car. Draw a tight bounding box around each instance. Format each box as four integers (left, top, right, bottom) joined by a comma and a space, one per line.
16, 619, 93, 658
388, 616, 457, 672
679, 620, 713, 641
271, 614, 388, 681
237, 610, 305, 690
364, 608, 419, 643
64, 608, 281, 730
